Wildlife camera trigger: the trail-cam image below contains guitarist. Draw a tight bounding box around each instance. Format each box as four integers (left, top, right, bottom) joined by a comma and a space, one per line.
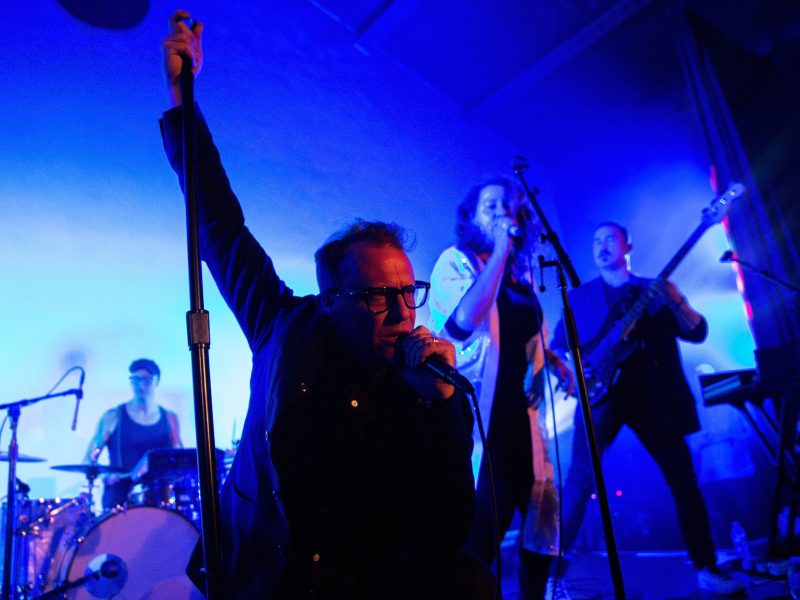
546, 222, 743, 597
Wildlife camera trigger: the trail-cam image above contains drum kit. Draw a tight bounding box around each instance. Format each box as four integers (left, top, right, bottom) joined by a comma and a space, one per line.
0, 449, 221, 599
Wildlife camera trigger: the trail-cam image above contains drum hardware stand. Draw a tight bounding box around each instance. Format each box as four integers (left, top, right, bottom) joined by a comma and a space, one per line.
35, 554, 127, 600
178, 21, 225, 599
85, 470, 98, 515
80, 465, 107, 516
35, 572, 99, 600
1, 387, 83, 600
513, 160, 626, 599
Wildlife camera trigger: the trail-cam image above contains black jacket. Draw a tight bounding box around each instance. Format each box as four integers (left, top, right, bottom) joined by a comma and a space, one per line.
161, 105, 476, 598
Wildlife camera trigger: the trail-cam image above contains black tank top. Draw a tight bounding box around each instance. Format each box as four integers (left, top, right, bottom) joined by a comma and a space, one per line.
102, 404, 172, 509
107, 403, 172, 470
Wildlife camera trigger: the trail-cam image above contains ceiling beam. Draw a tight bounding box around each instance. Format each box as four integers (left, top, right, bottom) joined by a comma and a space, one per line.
467, 0, 654, 119
354, 0, 422, 52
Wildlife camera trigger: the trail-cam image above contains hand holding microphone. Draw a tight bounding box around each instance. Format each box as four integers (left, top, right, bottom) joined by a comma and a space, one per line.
393, 327, 472, 403
489, 216, 521, 260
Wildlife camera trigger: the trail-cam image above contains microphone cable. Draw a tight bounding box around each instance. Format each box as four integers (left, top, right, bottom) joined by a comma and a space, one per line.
465, 385, 502, 600
525, 251, 567, 600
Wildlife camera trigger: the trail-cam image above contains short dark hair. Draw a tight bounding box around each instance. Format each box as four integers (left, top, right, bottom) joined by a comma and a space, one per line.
456, 174, 541, 256
315, 219, 414, 290
129, 358, 160, 378
595, 221, 631, 244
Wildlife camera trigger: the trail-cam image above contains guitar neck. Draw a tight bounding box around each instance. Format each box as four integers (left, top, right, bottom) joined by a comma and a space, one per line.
618, 222, 710, 330
585, 183, 741, 391
657, 222, 710, 281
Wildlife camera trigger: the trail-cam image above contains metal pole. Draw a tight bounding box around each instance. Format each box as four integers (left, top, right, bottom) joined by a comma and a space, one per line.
180, 55, 224, 599
1, 407, 20, 600
514, 161, 626, 598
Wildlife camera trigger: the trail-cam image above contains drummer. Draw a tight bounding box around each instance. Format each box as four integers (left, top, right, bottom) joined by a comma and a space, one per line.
83, 358, 182, 510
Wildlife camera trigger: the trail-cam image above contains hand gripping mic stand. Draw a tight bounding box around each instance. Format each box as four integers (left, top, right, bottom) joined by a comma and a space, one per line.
513, 161, 625, 599
179, 47, 225, 599
1, 387, 82, 600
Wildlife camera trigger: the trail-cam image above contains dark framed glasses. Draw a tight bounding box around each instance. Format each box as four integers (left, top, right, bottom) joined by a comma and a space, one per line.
327, 281, 430, 314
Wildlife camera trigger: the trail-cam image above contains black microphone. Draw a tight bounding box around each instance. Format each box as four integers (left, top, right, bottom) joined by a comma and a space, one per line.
508, 224, 522, 238
720, 250, 735, 263
78, 367, 85, 396
512, 155, 529, 173
394, 335, 474, 394
71, 368, 85, 431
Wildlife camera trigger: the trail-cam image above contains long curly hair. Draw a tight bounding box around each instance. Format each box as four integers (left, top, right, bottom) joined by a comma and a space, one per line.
455, 174, 542, 275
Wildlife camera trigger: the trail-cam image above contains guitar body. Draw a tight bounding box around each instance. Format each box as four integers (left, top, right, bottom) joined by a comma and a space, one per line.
582, 289, 644, 406
576, 182, 745, 408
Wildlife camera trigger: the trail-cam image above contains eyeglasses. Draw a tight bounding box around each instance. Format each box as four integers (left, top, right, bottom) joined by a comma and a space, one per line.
327, 281, 430, 314
129, 374, 155, 384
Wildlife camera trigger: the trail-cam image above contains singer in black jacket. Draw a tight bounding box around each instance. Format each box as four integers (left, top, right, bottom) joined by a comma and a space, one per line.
161, 11, 490, 599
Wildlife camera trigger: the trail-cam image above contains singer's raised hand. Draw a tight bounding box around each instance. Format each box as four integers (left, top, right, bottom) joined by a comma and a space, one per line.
163, 9, 204, 107
394, 326, 456, 404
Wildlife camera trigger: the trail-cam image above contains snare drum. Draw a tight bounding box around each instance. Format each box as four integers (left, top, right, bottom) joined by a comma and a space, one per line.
56, 506, 202, 599
128, 448, 226, 527
129, 474, 201, 525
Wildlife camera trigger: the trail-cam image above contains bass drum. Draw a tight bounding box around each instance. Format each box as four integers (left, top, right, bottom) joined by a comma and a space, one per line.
58, 506, 203, 599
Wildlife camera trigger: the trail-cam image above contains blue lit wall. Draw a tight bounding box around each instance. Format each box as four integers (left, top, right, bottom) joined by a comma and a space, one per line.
0, 0, 532, 500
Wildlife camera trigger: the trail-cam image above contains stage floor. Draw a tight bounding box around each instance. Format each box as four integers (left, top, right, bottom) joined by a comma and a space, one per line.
500, 549, 792, 599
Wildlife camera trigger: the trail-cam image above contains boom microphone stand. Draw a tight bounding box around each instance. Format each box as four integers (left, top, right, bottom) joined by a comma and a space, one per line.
513, 161, 625, 599
179, 35, 224, 599
1, 388, 83, 600
720, 250, 800, 294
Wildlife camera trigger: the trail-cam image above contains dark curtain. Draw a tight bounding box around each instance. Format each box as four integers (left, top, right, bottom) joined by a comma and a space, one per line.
673, 1, 800, 361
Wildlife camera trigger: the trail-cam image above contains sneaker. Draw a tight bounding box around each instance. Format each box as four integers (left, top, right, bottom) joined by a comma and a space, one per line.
544, 577, 572, 600
696, 567, 745, 595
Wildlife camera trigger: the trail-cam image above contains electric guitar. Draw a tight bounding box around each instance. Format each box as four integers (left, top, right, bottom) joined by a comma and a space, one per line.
582, 182, 745, 406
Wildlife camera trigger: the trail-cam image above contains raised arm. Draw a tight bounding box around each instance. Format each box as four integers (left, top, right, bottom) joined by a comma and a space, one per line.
159, 11, 296, 349
449, 219, 513, 334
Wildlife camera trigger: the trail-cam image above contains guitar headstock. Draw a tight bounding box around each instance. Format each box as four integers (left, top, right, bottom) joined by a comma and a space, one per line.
701, 182, 745, 226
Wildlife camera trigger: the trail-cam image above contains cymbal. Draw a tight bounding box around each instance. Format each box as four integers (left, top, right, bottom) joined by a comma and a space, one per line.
51, 464, 128, 476
0, 452, 46, 463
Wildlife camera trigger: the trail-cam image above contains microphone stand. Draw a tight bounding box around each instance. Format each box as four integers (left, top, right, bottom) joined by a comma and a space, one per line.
179, 48, 224, 599
721, 252, 800, 294
513, 163, 625, 599
1, 389, 82, 600
35, 569, 100, 599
